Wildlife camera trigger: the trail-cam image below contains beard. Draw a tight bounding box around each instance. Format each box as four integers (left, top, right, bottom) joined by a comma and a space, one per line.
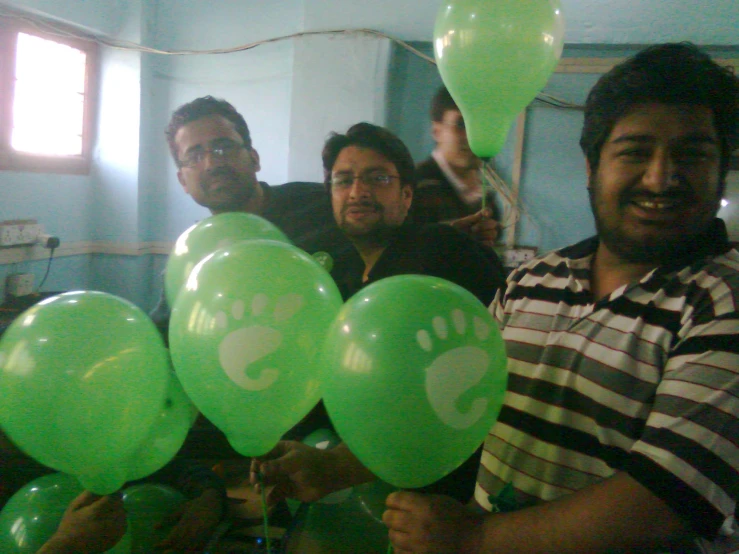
337, 200, 400, 247
199, 166, 258, 212
588, 176, 719, 266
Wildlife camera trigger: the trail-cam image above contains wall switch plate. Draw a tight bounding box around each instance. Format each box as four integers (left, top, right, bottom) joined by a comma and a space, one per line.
0, 220, 42, 247
502, 246, 539, 269
6, 273, 34, 296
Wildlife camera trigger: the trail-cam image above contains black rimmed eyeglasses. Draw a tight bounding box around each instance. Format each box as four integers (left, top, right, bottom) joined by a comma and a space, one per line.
179, 138, 248, 168
330, 171, 400, 189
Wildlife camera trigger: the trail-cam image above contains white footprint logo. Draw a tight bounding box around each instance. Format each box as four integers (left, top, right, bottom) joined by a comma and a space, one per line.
417, 309, 491, 430
215, 293, 303, 391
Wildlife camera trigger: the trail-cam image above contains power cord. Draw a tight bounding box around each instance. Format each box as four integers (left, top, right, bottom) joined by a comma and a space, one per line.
35, 246, 55, 292
0, 5, 582, 109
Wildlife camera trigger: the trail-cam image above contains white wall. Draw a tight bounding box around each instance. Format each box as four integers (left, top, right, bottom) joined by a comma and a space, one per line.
0, 0, 737, 309
147, 0, 304, 241
301, 0, 739, 44
1, 0, 130, 37
0, 0, 147, 305
287, 33, 391, 182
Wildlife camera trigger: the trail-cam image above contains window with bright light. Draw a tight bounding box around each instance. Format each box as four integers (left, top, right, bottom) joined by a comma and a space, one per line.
0, 18, 97, 173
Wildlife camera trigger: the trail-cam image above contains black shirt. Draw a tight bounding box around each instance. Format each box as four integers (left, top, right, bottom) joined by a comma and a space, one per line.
413, 156, 499, 224
260, 181, 352, 259
325, 223, 506, 503
331, 222, 506, 305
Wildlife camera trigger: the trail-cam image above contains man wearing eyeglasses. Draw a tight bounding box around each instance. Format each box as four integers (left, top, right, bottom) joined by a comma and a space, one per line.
145, 96, 354, 549
324, 121, 505, 305
413, 86, 500, 248
165, 96, 349, 260
248, 123, 506, 508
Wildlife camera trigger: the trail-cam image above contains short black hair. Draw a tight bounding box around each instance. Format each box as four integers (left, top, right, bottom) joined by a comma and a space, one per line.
580, 42, 739, 181
430, 86, 459, 123
322, 122, 416, 190
165, 96, 252, 164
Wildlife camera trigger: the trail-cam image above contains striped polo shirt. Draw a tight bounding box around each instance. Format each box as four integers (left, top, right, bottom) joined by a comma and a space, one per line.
476, 220, 739, 551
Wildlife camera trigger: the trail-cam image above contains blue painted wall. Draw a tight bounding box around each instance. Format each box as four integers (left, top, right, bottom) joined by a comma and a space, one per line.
0, 0, 737, 313
387, 42, 739, 252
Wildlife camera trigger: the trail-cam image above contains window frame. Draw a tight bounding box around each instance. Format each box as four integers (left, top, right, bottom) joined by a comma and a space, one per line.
0, 17, 98, 174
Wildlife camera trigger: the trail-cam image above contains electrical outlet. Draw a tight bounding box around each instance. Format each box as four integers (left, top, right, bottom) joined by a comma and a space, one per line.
18, 222, 41, 244
6, 273, 34, 296
0, 220, 42, 247
0, 225, 20, 246
502, 247, 538, 268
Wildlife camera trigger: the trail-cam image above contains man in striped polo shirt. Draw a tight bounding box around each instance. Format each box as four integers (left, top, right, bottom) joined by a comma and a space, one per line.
384, 43, 739, 553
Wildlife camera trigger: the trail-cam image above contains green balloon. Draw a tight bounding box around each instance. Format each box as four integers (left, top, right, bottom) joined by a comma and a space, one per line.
322, 275, 508, 489
302, 427, 342, 451
169, 239, 343, 457
165, 212, 291, 308
0, 291, 171, 494
354, 480, 398, 523
0, 473, 130, 553
434, 0, 565, 157
285, 480, 397, 553
121, 484, 186, 554
125, 369, 198, 482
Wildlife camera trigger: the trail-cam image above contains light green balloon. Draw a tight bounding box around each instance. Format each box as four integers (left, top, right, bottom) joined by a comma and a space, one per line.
0, 291, 170, 494
285, 480, 398, 554
322, 275, 508, 489
434, 0, 565, 157
169, 239, 343, 457
165, 212, 291, 308
121, 484, 185, 554
125, 369, 198, 482
287, 426, 396, 553
0, 473, 131, 553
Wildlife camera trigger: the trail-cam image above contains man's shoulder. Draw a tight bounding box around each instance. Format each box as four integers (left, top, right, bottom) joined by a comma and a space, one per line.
403, 223, 504, 267
405, 221, 473, 243
502, 244, 588, 293
415, 157, 447, 187
265, 181, 326, 201
260, 181, 349, 256
262, 181, 329, 217
686, 247, 739, 298
705, 246, 739, 273
416, 156, 438, 172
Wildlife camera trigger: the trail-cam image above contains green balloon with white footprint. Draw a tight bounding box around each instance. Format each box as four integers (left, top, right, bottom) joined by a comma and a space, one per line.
169, 239, 343, 457
322, 275, 508, 489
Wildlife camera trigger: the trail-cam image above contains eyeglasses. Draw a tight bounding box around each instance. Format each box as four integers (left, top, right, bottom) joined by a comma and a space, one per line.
179, 139, 247, 168
441, 119, 466, 131
330, 171, 400, 189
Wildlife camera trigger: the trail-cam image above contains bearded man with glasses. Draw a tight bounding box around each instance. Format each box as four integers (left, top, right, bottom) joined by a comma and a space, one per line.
324, 122, 505, 305
163, 95, 350, 261
152, 95, 355, 337
249, 123, 506, 509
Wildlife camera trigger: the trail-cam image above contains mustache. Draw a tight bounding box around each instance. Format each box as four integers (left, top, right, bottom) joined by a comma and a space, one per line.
201, 166, 240, 186
342, 200, 383, 214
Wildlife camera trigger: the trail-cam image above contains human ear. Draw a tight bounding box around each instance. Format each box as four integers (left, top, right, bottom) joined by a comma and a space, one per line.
431, 122, 442, 143
249, 148, 261, 172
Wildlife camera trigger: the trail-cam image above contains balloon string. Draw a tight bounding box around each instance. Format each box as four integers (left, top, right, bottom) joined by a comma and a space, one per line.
258, 473, 273, 553
479, 163, 487, 212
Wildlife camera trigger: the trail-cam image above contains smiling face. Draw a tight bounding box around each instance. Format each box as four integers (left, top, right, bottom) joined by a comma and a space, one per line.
330, 146, 412, 244
589, 103, 722, 265
175, 114, 262, 214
